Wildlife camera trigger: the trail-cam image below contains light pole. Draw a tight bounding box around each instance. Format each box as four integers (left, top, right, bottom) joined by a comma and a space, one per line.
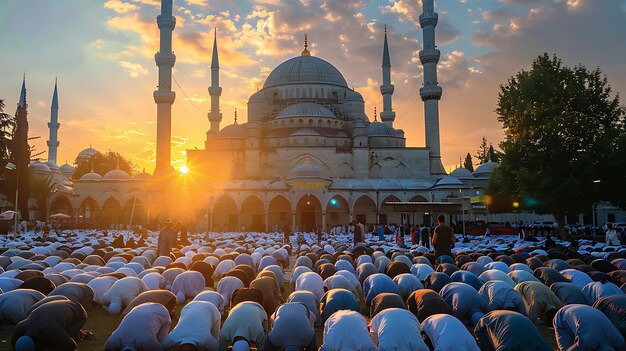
459, 189, 466, 238
5, 162, 18, 235
592, 179, 601, 242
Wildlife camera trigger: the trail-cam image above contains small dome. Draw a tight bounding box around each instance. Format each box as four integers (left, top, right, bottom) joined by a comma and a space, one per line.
103, 169, 131, 180
277, 103, 335, 119
80, 172, 102, 181
290, 129, 320, 137
377, 179, 402, 190
133, 171, 152, 180
59, 163, 75, 174
404, 180, 431, 189
30, 162, 50, 172
287, 162, 329, 180
78, 147, 98, 158
473, 162, 498, 176
263, 55, 348, 89
45, 162, 60, 173
220, 123, 247, 138
435, 176, 464, 187
344, 90, 364, 101
367, 122, 395, 137
450, 167, 474, 179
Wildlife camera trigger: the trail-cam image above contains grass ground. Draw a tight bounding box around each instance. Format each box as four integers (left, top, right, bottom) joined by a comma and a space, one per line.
0, 259, 561, 350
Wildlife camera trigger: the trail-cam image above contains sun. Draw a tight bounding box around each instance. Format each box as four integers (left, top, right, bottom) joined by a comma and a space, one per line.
179, 165, 189, 175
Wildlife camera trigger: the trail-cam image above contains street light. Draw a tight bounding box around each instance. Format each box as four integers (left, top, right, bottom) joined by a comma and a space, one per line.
5, 162, 18, 235
459, 189, 466, 238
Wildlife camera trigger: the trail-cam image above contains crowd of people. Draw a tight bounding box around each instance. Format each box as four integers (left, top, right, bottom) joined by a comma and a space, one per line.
0, 214, 623, 350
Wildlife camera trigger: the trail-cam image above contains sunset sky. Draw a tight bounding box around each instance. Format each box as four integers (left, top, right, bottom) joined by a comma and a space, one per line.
0, 0, 625, 173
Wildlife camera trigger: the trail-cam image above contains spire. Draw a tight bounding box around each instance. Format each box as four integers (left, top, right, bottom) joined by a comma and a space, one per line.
47, 78, 61, 165
382, 25, 391, 68
211, 28, 219, 69
374, 106, 378, 121
234, 108, 238, 124
301, 34, 311, 56
18, 74, 26, 108
51, 77, 59, 108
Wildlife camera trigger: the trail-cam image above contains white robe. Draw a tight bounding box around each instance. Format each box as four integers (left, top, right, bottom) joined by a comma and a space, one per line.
295, 272, 325, 300
421, 314, 481, 351
104, 302, 171, 351
87, 276, 118, 304
162, 301, 220, 350
102, 277, 149, 314
171, 271, 205, 303
369, 308, 429, 351
320, 310, 376, 351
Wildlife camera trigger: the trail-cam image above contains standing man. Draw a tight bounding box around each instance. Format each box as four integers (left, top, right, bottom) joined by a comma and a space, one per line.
432, 215, 455, 258
283, 224, 291, 244
420, 224, 430, 249
376, 223, 385, 241
157, 219, 176, 258
352, 220, 363, 245
606, 223, 620, 246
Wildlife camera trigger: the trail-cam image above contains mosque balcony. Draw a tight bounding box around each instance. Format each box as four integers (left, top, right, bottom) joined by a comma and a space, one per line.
155, 52, 176, 66
47, 122, 60, 129
153, 90, 176, 104
46, 140, 60, 147
208, 86, 222, 96
379, 84, 394, 95
156, 15, 176, 30
419, 49, 441, 64
419, 12, 438, 28
420, 85, 443, 101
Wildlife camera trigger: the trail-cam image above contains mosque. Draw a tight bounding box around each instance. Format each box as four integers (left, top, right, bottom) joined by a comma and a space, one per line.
16, 0, 586, 232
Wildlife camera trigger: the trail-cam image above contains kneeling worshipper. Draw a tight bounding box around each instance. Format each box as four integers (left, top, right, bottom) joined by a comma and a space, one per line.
104, 302, 171, 351
369, 308, 429, 351
319, 288, 360, 323
319, 310, 377, 351
474, 310, 552, 351
0, 289, 46, 326
363, 273, 399, 305
12, 300, 88, 351
478, 280, 527, 314
266, 302, 316, 351
514, 281, 564, 323
550, 282, 593, 305
170, 271, 206, 304
407, 289, 452, 322
219, 301, 268, 351
122, 290, 178, 317
594, 295, 626, 338
295, 272, 325, 300
102, 277, 149, 315
421, 314, 481, 351
553, 304, 626, 351
48, 282, 95, 310
439, 282, 491, 325
162, 301, 221, 351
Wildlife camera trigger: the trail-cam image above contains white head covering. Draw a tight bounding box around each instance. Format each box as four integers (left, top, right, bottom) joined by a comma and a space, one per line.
232, 339, 250, 351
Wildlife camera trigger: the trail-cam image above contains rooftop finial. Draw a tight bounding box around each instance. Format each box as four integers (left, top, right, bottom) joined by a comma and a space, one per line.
301, 34, 311, 56
384, 24, 387, 34
374, 106, 378, 121
234, 108, 238, 124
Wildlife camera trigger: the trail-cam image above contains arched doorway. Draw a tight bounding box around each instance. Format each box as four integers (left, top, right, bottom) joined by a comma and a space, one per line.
353, 195, 377, 225
102, 198, 122, 228
212, 196, 237, 232
268, 195, 291, 231
79, 198, 99, 228
241, 196, 264, 232
296, 194, 322, 232
49, 195, 72, 221
379, 195, 402, 225
123, 197, 147, 227
326, 195, 349, 230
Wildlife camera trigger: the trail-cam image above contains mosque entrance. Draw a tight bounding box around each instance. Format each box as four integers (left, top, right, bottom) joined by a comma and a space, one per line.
296, 194, 322, 232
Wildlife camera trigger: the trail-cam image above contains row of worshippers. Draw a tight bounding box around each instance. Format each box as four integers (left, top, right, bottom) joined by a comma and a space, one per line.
0, 236, 626, 349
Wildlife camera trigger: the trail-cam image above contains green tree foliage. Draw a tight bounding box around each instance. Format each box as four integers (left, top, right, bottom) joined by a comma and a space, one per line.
488, 143, 501, 163
10, 97, 30, 220
463, 153, 474, 172
488, 53, 626, 223
73, 151, 135, 180
475, 137, 489, 164
0, 100, 15, 202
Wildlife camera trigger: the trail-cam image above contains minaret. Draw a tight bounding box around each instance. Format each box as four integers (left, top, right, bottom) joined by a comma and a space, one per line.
47, 78, 60, 165
17, 74, 26, 109
208, 29, 222, 133
379, 25, 395, 128
153, 0, 176, 174
420, 0, 446, 175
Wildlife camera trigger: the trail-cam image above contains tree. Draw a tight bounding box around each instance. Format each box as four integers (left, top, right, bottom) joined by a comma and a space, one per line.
488, 53, 625, 225
488, 143, 501, 164
475, 137, 490, 164
0, 100, 15, 203
10, 96, 30, 220
30, 175, 56, 220
463, 153, 474, 172
73, 151, 135, 180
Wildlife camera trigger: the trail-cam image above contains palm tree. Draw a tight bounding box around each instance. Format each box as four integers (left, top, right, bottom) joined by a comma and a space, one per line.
30, 175, 56, 220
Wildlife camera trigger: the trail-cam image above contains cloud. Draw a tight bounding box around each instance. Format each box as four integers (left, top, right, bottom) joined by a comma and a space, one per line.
104, 0, 138, 14
118, 61, 149, 77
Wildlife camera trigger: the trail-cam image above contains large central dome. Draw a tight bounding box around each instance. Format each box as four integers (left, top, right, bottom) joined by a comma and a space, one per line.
263, 55, 348, 89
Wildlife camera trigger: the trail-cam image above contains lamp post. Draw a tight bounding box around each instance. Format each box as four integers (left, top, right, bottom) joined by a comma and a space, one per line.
459, 189, 466, 238
5, 162, 18, 235
592, 179, 601, 242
